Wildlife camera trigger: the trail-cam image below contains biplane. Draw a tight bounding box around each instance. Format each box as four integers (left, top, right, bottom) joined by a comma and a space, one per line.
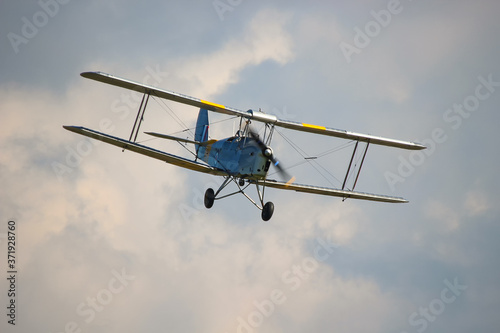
64, 72, 425, 221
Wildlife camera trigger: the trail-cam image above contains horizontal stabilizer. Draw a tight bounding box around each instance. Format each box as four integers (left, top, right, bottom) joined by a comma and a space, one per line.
144, 132, 213, 146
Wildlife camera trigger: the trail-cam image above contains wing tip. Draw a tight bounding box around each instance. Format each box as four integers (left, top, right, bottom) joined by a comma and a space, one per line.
80, 71, 94, 78
411, 142, 427, 150
80, 71, 108, 79
63, 125, 79, 131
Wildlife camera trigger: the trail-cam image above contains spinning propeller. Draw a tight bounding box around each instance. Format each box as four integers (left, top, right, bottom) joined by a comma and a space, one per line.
248, 127, 295, 185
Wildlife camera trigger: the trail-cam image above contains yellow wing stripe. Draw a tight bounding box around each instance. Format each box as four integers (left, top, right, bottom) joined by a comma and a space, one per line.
201, 100, 225, 110
302, 123, 326, 130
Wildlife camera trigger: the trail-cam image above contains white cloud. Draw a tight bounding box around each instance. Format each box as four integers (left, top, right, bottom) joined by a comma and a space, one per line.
2, 2, 500, 332
424, 201, 461, 232
423, 187, 492, 235
169, 8, 294, 99
0, 8, 360, 332
464, 190, 489, 217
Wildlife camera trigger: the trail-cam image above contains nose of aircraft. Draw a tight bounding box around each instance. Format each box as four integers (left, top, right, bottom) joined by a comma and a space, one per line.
248, 127, 295, 185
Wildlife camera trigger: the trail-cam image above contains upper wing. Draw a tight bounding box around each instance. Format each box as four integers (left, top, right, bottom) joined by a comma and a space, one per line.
63, 126, 228, 176
273, 119, 426, 150
81, 71, 425, 150
256, 179, 408, 203
81, 71, 250, 118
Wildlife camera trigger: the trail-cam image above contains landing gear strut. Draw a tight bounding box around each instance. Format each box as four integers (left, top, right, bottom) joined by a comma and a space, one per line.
203, 176, 275, 221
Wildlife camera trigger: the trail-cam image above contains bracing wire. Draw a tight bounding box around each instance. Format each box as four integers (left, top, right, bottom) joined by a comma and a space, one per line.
135, 96, 239, 159
138, 93, 239, 139
135, 96, 362, 188
273, 128, 356, 187
151, 94, 194, 137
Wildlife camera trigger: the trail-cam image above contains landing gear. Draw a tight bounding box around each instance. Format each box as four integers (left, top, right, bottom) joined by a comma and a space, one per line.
204, 188, 215, 209
261, 202, 274, 221
203, 177, 275, 221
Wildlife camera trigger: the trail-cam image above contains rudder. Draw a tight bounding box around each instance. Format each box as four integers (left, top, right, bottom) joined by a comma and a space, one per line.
195, 108, 209, 160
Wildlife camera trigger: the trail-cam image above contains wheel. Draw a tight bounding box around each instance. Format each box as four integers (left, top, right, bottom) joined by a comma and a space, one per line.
261, 201, 274, 221
204, 188, 215, 209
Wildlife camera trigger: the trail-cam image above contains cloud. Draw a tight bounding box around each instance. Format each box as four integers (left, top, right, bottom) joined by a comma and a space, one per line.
464, 190, 489, 217
0, 81, 389, 331
171, 8, 294, 99
0, 8, 355, 333
424, 201, 461, 232
2, 2, 500, 332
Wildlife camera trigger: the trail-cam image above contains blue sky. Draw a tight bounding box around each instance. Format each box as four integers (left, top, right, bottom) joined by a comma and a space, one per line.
1, 1, 499, 332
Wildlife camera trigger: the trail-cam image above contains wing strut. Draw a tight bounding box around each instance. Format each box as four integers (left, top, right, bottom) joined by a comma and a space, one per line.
352, 141, 369, 191
341, 140, 370, 198
125, 90, 151, 150
342, 141, 358, 190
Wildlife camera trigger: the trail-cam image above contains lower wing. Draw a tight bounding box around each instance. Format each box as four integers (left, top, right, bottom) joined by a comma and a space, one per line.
256, 179, 408, 203
63, 126, 227, 176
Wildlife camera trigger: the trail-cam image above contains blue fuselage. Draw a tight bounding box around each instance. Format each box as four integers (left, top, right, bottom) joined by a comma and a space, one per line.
200, 136, 271, 179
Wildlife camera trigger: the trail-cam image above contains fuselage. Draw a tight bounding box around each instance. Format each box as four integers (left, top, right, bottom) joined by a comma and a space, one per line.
200, 136, 271, 179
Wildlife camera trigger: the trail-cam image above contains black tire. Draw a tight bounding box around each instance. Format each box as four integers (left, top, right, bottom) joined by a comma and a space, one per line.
204, 188, 215, 209
261, 201, 274, 221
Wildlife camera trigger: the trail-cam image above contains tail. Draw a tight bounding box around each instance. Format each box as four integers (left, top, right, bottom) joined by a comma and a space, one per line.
195, 109, 209, 160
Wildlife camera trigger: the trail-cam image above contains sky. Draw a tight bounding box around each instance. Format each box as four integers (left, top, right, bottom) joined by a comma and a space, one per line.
1, 0, 499, 332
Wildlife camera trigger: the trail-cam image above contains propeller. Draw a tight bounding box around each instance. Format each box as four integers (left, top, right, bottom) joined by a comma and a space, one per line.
248, 127, 295, 185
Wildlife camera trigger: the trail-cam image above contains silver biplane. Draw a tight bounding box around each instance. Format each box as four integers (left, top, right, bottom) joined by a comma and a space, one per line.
64, 72, 425, 221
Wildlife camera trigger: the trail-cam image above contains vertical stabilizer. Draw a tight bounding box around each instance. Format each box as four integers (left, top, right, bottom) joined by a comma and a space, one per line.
195, 109, 209, 160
